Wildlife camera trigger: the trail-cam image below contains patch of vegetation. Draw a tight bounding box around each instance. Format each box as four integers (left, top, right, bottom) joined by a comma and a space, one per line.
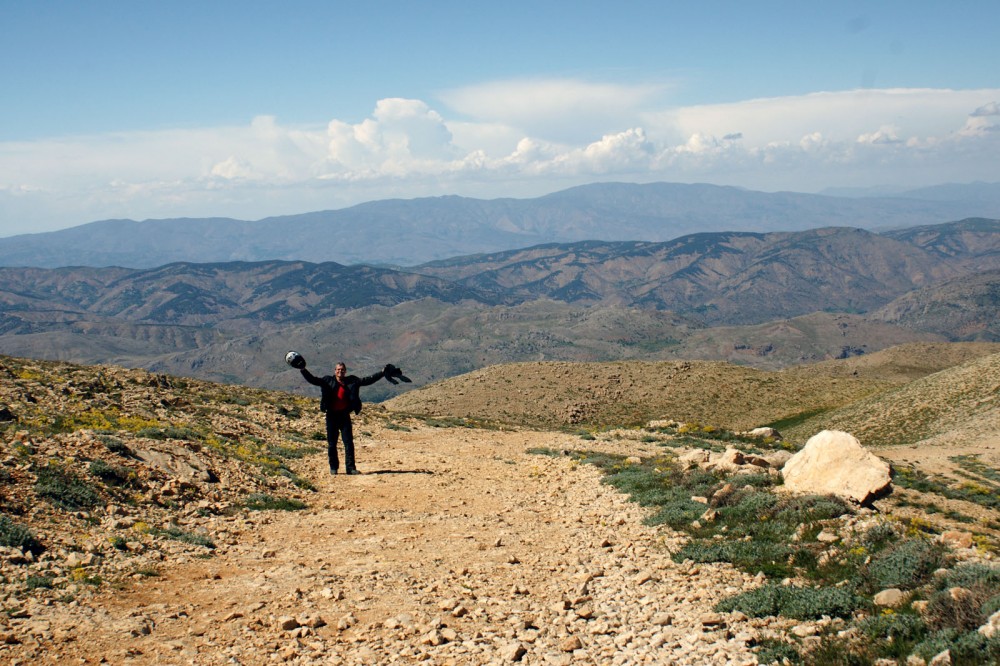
25, 574, 56, 590
894, 464, 1000, 512
99, 434, 133, 457
151, 525, 216, 549
754, 637, 801, 665
859, 536, 947, 592
243, 493, 307, 511
137, 425, 203, 441
525, 447, 564, 457
88, 459, 140, 488
34, 464, 101, 510
267, 444, 321, 460
716, 583, 867, 620
951, 454, 1000, 486
0, 516, 44, 555
203, 435, 316, 491
539, 444, 1000, 666
276, 405, 301, 418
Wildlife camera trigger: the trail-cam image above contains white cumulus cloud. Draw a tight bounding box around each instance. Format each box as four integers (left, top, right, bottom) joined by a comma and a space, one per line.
2, 84, 1000, 236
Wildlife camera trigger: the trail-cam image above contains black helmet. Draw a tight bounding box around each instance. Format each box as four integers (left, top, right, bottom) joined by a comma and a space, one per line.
284, 351, 306, 369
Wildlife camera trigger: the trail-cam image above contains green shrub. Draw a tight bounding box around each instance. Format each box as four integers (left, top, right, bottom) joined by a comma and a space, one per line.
773, 494, 852, 524
266, 444, 320, 460
857, 612, 927, 658
913, 629, 1000, 665
88, 460, 138, 487
937, 563, 1000, 590
861, 537, 946, 591
152, 526, 215, 549
676, 539, 798, 578
34, 464, 101, 510
645, 500, 706, 528
244, 493, 307, 511
0, 516, 44, 555
99, 435, 132, 457
717, 489, 779, 523
715, 583, 867, 620
25, 574, 55, 590
755, 637, 801, 665
859, 521, 900, 552
526, 447, 563, 457
137, 425, 201, 441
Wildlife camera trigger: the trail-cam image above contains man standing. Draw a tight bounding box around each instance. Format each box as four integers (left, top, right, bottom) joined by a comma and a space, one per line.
296, 358, 387, 475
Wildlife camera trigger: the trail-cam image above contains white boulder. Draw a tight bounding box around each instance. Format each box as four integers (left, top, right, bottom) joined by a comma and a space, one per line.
780, 430, 891, 504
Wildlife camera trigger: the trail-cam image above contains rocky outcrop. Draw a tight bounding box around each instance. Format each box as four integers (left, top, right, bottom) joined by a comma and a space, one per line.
780, 430, 892, 504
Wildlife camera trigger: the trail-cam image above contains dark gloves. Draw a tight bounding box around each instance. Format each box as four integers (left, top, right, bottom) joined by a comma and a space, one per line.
383, 363, 412, 384
285, 351, 307, 369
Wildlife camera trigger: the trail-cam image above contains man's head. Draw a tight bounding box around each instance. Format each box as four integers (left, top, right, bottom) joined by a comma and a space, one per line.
334, 362, 347, 380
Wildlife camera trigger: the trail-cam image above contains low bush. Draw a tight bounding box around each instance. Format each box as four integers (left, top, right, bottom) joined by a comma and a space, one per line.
88, 459, 138, 488
152, 526, 215, 549
0, 515, 44, 555
244, 493, 307, 511
715, 582, 867, 620
25, 575, 55, 590
754, 637, 801, 665
857, 612, 927, 659
675, 539, 796, 578
99, 435, 133, 457
913, 628, 1000, 665
137, 425, 201, 441
937, 562, 1000, 590
860, 537, 946, 592
34, 464, 101, 510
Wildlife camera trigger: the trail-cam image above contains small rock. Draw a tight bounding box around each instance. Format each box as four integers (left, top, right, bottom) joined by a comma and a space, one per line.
874, 588, 906, 607
979, 609, 1000, 638
700, 613, 726, 628
650, 612, 673, 626
816, 530, 839, 543
559, 635, 583, 651
940, 531, 974, 549
929, 649, 952, 666
501, 641, 527, 662
792, 624, 817, 637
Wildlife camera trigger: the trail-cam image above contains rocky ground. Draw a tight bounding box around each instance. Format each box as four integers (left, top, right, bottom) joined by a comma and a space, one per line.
1, 348, 998, 665
1, 417, 789, 665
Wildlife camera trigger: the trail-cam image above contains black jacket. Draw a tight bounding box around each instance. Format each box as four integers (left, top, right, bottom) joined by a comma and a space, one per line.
300, 368, 383, 414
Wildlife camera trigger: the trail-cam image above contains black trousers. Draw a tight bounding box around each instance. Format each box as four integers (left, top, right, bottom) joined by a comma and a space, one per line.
325, 409, 356, 472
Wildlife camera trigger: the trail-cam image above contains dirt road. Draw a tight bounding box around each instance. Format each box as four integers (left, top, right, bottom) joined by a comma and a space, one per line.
6, 422, 762, 665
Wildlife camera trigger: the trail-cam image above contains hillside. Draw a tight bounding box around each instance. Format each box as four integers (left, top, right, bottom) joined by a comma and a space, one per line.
381, 342, 1000, 435
870, 268, 1000, 341
786, 350, 1000, 452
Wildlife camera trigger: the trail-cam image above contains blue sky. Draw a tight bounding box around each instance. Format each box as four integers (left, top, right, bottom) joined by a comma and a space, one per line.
2, 1, 999, 236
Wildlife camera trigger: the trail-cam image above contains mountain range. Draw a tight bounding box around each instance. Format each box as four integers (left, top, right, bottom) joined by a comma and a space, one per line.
3, 181, 1000, 268
0, 217, 997, 398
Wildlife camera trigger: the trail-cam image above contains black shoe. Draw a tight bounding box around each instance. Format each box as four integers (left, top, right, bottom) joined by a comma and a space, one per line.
330, 468, 338, 475
345, 468, 361, 475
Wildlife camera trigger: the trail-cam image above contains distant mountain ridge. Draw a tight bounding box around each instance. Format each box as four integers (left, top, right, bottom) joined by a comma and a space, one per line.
3, 181, 999, 269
